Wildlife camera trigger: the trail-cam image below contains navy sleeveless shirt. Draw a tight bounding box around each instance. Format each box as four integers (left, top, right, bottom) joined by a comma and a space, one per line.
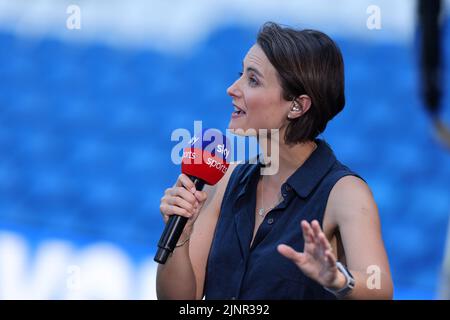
204, 139, 364, 300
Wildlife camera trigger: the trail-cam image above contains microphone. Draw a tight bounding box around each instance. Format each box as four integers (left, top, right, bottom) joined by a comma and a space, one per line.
154, 129, 230, 264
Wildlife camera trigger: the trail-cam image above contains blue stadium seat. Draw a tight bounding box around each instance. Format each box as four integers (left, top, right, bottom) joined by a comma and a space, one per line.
0, 22, 449, 299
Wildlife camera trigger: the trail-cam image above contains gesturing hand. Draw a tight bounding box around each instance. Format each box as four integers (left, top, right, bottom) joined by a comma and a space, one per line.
277, 220, 345, 289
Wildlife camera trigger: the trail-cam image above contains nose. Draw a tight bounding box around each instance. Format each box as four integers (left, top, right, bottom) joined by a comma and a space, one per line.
226, 78, 241, 98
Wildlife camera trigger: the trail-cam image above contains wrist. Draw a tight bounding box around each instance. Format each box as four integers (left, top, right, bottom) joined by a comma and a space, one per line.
324, 262, 355, 298
175, 226, 194, 248
328, 268, 347, 290
175, 236, 190, 248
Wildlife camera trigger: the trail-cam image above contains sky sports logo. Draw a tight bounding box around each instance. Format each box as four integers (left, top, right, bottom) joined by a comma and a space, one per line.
182, 149, 228, 174
171, 121, 281, 176
187, 135, 230, 160
182, 131, 230, 175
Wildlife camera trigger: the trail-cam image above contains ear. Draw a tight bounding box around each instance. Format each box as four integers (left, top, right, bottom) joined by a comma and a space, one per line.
287, 94, 311, 120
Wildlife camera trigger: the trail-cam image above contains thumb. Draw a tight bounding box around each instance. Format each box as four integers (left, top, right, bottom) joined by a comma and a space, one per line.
277, 244, 305, 265
194, 190, 208, 203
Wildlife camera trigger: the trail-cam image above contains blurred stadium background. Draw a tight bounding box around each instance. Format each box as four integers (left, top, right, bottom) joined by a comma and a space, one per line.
0, 0, 449, 299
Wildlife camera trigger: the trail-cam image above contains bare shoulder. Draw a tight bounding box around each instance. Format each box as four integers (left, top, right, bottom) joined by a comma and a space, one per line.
327, 175, 378, 224
331, 175, 373, 201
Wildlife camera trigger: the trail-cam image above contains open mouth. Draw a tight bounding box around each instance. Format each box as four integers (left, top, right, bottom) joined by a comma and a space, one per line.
232, 105, 246, 117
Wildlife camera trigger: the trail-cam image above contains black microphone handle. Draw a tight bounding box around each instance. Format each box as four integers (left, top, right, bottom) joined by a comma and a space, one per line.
154, 176, 206, 264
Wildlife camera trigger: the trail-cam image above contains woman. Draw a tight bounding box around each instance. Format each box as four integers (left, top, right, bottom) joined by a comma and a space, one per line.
157, 22, 393, 300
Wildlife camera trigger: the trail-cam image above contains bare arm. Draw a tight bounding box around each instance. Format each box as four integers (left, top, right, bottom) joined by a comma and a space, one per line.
328, 175, 393, 299
278, 175, 393, 299
156, 234, 197, 299
156, 164, 237, 299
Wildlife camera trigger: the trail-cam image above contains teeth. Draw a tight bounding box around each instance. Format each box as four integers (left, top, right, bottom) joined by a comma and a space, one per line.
233, 106, 245, 113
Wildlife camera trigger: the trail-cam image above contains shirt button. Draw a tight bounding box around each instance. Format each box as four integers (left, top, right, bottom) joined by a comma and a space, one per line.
267, 218, 274, 225
282, 184, 291, 197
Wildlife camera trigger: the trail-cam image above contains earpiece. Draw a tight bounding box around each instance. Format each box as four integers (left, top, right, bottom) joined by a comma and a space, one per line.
288, 99, 301, 119
291, 102, 300, 112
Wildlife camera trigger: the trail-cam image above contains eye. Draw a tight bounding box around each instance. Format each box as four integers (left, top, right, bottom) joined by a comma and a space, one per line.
248, 75, 259, 87
237, 71, 259, 86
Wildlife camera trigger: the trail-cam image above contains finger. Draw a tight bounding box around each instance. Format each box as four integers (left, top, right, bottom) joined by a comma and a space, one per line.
316, 231, 332, 256
168, 196, 195, 212
175, 174, 196, 193
306, 221, 323, 258
311, 220, 323, 253
324, 250, 337, 268
171, 187, 198, 206
311, 220, 323, 240
277, 244, 305, 265
301, 220, 315, 244
160, 213, 169, 223
302, 220, 314, 244
318, 232, 332, 252
316, 236, 332, 265
194, 190, 208, 203
160, 204, 193, 218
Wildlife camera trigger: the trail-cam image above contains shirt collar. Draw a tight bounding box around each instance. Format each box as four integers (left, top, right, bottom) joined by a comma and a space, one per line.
286, 139, 337, 198
237, 139, 337, 199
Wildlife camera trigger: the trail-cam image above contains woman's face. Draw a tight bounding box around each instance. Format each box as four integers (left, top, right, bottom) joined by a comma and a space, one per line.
227, 44, 292, 134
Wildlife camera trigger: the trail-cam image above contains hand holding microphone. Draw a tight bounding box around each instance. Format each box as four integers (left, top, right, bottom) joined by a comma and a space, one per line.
159, 174, 208, 242
154, 129, 230, 264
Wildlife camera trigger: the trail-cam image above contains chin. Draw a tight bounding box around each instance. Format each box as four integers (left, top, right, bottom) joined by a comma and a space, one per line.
228, 123, 259, 137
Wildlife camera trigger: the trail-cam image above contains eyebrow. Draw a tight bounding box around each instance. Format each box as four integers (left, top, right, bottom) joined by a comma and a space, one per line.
242, 62, 264, 78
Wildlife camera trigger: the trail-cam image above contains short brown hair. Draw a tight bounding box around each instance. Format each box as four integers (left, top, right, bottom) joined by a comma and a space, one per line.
257, 22, 345, 145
